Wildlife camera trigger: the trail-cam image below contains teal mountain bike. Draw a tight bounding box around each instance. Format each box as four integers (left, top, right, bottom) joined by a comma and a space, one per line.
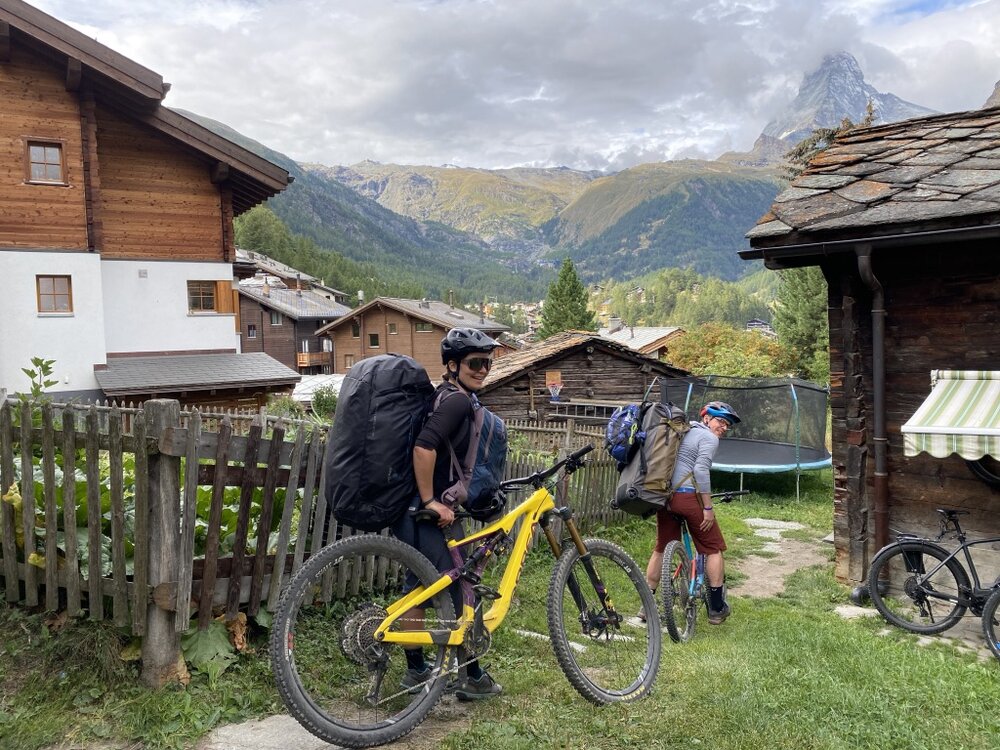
661, 490, 748, 642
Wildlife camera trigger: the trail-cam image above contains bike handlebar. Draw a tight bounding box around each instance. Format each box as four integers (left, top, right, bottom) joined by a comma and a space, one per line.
411, 444, 595, 523
501, 443, 593, 492
710, 490, 751, 503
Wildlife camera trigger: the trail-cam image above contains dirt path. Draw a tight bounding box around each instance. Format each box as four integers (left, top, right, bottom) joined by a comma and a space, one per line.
729, 518, 829, 598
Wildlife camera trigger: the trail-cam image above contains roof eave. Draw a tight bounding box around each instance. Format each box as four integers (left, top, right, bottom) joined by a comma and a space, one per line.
743, 221, 1000, 269
1, 0, 166, 101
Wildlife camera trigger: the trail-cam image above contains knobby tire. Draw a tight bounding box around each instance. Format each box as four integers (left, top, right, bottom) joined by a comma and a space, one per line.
867, 539, 970, 635
661, 540, 693, 643
546, 538, 661, 704
981, 588, 1000, 662
269, 535, 456, 749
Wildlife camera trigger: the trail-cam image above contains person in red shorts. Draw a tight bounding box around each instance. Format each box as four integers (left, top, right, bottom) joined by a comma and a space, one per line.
641, 401, 741, 625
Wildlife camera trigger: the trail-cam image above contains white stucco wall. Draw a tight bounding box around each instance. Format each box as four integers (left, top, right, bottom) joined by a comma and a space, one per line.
101, 260, 239, 354
1, 251, 107, 395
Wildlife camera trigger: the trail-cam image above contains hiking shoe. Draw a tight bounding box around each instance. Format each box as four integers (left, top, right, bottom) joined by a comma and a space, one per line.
454, 671, 503, 701
707, 603, 731, 625
400, 667, 432, 694
636, 606, 648, 623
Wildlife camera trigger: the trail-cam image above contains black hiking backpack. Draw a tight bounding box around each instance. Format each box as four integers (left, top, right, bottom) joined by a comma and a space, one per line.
323, 354, 434, 532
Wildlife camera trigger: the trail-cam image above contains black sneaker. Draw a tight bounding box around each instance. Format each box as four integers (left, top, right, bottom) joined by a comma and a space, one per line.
400, 667, 432, 694
707, 603, 731, 625
454, 671, 503, 701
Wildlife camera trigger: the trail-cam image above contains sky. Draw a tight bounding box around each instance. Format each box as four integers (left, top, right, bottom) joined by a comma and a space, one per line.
28, 0, 1000, 172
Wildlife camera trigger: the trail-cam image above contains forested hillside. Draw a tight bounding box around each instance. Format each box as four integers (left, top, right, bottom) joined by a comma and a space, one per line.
177, 109, 552, 303
596, 265, 774, 330
547, 162, 784, 281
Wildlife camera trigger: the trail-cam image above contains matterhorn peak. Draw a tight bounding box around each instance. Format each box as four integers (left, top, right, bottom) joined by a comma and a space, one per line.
984, 81, 1000, 109
761, 51, 936, 143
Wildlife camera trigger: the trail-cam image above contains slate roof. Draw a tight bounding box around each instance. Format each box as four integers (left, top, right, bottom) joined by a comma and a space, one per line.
95, 353, 300, 397
481, 331, 687, 391
744, 107, 1000, 251
238, 282, 352, 320
598, 326, 684, 353
316, 297, 510, 336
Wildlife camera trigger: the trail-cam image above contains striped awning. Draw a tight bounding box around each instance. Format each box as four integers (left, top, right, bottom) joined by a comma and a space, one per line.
902, 370, 1000, 460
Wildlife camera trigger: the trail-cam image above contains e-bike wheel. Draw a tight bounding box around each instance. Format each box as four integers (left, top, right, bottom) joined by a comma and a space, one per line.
867, 540, 970, 634
661, 540, 693, 643
547, 538, 661, 704
270, 535, 456, 748
981, 587, 1000, 662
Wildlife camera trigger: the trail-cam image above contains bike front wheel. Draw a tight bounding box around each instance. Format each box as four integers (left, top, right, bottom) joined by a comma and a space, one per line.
661, 540, 694, 643
269, 535, 456, 749
547, 538, 661, 704
867, 540, 971, 634
982, 587, 1000, 662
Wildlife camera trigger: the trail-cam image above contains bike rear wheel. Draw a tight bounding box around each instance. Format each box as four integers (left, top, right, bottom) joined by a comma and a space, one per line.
269, 535, 456, 749
661, 540, 693, 643
547, 538, 661, 704
982, 588, 1000, 662
867, 540, 970, 634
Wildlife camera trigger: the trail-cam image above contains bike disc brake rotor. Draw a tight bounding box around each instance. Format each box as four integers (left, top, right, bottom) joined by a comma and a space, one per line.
339, 602, 389, 666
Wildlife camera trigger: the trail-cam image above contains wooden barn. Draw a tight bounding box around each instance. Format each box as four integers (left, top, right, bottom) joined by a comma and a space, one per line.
478, 331, 688, 422
743, 107, 1000, 585
0, 0, 295, 408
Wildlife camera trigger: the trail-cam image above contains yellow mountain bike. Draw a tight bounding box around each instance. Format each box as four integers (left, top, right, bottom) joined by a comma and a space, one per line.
270, 445, 661, 748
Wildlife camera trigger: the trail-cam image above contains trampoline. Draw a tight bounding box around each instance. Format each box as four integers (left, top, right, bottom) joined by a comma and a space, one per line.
662, 375, 832, 498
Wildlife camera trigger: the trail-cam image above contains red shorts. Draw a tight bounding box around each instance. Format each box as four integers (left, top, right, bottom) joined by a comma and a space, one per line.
654, 490, 727, 554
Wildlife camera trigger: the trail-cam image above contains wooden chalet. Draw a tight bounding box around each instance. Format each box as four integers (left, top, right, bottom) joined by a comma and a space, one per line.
238, 274, 351, 375
0, 0, 295, 408
744, 106, 1000, 586
598, 323, 685, 360
316, 297, 510, 379
478, 331, 688, 422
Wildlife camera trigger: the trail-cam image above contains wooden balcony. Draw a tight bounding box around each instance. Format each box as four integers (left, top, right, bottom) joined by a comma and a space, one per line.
296, 351, 331, 369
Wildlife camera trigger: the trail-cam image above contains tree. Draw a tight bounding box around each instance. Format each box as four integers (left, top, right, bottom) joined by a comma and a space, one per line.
667, 323, 795, 378
537, 258, 595, 339
772, 267, 830, 383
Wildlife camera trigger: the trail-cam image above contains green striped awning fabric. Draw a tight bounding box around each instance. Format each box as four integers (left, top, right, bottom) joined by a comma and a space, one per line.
901, 370, 1000, 460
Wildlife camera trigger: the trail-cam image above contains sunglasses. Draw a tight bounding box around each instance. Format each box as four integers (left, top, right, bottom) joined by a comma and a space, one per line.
464, 357, 493, 372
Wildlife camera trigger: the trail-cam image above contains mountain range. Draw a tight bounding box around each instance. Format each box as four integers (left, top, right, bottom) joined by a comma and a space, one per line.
191, 51, 972, 299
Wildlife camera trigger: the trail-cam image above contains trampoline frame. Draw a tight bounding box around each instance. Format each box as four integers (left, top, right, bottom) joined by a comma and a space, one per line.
664, 376, 832, 499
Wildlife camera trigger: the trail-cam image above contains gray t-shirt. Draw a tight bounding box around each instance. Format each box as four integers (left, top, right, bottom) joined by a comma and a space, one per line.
671, 421, 720, 493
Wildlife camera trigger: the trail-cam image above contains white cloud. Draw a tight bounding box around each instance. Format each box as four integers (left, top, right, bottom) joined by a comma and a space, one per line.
28, 0, 1000, 170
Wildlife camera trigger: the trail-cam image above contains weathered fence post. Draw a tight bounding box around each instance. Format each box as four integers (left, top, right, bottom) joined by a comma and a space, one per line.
141, 399, 185, 687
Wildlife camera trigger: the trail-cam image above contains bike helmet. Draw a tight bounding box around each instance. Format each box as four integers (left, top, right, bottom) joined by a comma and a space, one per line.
700, 401, 741, 425
441, 327, 498, 364
465, 490, 507, 523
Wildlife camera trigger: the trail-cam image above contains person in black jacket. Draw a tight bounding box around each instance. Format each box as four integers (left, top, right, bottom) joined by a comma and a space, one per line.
392, 327, 503, 701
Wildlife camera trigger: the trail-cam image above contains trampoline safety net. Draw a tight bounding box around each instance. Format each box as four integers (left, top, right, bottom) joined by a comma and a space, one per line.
662, 375, 832, 474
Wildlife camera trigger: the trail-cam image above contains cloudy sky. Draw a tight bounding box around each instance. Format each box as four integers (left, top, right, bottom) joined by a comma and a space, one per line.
29, 0, 1000, 171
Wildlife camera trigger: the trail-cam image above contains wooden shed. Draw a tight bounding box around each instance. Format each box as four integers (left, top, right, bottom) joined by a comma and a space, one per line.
478, 331, 688, 422
743, 107, 1000, 586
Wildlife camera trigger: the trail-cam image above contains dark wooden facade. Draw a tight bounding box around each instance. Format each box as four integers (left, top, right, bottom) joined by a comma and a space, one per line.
828, 248, 1000, 582
239, 296, 333, 374
478, 332, 688, 422
745, 108, 1000, 585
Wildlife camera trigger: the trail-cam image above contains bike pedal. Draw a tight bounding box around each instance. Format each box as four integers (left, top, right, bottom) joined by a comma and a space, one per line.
472, 584, 501, 600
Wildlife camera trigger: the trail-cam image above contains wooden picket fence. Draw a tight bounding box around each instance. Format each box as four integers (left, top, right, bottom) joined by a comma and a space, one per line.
0, 398, 623, 685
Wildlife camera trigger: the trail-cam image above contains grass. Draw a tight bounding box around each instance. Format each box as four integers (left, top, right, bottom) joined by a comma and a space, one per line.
2, 469, 998, 749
